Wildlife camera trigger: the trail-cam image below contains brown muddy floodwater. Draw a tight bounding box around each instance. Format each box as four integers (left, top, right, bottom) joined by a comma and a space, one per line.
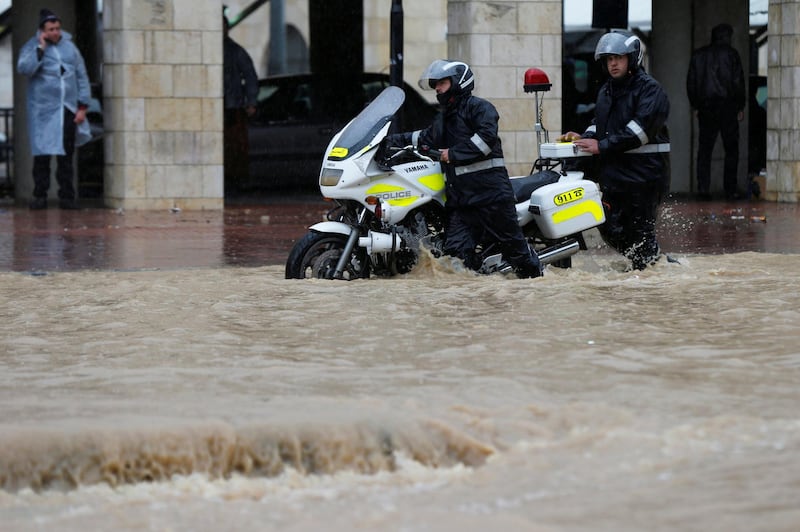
1, 248, 799, 531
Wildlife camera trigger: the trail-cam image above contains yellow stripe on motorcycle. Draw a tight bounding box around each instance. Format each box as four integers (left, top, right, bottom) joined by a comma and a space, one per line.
329, 147, 348, 158
387, 196, 420, 206
551, 200, 605, 224
355, 144, 374, 158
366, 184, 405, 194
365, 184, 420, 207
418, 172, 445, 192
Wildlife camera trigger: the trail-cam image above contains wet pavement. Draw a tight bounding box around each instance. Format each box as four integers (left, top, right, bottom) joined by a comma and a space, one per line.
0, 195, 798, 273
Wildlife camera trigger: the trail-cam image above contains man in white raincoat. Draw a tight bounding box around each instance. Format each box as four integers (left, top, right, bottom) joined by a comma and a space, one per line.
17, 8, 92, 209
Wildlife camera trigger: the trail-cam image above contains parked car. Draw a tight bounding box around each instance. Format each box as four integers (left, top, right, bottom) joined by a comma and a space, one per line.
242, 72, 438, 192
73, 76, 438, 197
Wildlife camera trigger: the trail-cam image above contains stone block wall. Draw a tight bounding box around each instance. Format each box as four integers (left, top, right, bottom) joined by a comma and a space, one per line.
447, 0, 562, 177
102, 0, 224, 210
364, 0, 448, 97
766, 0, 800, 202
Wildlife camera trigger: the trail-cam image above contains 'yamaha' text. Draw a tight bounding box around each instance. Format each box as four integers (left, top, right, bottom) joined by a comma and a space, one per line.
404, 165, 428, 173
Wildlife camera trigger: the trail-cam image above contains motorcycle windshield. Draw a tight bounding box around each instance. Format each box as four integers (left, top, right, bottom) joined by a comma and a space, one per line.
327, 86, 405, 161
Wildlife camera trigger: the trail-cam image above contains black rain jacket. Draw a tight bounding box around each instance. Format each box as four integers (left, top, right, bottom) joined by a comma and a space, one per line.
686, 29, 746, 112
393, 92, 513, 207
223, 36, 258, 110
583, 68, 670, 188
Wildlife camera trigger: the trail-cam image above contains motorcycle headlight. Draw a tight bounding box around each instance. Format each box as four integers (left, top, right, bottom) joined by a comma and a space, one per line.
320, 168, 343, 186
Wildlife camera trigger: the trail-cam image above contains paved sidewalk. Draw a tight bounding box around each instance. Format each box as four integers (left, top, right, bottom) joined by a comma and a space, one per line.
0, 197, 330, 272
0, 196, 797, 273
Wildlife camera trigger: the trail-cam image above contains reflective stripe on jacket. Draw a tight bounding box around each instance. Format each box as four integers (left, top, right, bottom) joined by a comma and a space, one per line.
583, 69, 671, 187
401, 94, 514, 207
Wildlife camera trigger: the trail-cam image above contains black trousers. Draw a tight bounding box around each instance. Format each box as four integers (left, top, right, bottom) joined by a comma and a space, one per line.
32, 108, 77, 200
696, 105, 740, 195
444, 201, 541, 278
599, 180, 662, 270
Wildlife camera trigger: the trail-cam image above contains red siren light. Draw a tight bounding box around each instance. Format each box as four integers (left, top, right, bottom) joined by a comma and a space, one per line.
523, 68, 551, 93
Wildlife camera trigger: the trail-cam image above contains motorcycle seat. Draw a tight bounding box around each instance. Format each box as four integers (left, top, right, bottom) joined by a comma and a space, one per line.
510, 169, 560, 203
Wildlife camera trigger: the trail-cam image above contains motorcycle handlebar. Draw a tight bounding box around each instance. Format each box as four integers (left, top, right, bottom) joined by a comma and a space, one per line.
387, 144, 441, 162
424, 147, 442, 160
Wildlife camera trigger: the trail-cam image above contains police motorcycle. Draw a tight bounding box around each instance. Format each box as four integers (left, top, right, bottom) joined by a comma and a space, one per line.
285, 69, 605, 280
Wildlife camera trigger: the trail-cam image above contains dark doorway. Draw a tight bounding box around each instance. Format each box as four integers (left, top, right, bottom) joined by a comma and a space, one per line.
74, 0, 104, 200
308, 0, 364, 122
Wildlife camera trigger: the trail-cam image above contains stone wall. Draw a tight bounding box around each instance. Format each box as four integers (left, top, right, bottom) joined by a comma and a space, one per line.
766, 0, 800, 202
102, 0, 223, 210
447, 0, 562, 177
364, 0, 447, 99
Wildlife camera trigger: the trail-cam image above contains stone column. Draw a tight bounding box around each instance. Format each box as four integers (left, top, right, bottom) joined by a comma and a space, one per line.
103, 0, 223, 210
766, 0, 800, 202
447, 0, 562, 177
364, 0, 448, 94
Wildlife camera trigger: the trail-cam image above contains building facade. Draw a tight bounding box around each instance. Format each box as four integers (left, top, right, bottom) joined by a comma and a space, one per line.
10, 0, 800, 208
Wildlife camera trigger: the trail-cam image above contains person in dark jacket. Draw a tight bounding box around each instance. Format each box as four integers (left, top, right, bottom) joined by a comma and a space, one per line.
560, 32, 671, 271
388, 60, 541, 278
686, 23, 746, 201
223, 13, 258, 192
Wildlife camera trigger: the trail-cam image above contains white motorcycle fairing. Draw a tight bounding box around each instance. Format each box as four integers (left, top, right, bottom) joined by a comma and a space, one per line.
309, 221, 352, 236
318, 87, 446, 227
285, 86, 448, 279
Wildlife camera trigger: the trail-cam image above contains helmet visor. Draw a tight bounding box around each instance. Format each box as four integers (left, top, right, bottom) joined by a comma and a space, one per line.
418, 59, 451, 91
594, 32, 640, 58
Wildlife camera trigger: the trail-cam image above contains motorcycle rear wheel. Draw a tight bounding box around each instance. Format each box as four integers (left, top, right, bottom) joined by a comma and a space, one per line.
285, 232, 368, 280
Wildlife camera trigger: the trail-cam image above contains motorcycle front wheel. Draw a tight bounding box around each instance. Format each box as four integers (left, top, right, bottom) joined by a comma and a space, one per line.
285, 231, 369, 280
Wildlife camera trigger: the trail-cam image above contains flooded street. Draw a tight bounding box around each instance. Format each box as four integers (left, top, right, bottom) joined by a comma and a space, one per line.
1, 250, 798, 531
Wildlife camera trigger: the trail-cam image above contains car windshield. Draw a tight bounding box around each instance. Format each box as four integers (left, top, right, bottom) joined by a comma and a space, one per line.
329, 86, 405, 160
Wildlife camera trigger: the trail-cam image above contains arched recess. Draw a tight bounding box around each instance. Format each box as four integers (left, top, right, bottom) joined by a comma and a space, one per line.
265, 24, 308, 75
285, 24, 308, 74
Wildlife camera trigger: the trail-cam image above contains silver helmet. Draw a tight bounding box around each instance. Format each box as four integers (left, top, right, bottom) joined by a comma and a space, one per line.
418, 60, 475, 94
594, 32, 644, 71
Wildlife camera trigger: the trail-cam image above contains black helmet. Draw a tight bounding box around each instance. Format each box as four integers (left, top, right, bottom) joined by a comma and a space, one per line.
418, 60, 475, 95
594, 31, 644, 72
